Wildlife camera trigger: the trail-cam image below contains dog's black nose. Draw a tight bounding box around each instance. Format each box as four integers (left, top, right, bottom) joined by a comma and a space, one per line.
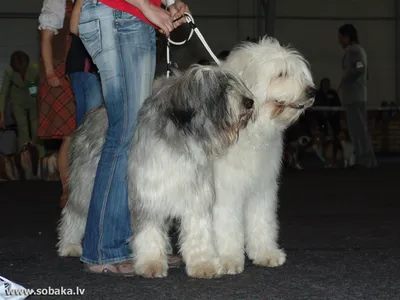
307, 86, 317, 99
243, 97, 254, 109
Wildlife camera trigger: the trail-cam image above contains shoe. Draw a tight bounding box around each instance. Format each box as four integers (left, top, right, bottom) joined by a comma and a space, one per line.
84, 260, 135, 277
168, 254, 182, 268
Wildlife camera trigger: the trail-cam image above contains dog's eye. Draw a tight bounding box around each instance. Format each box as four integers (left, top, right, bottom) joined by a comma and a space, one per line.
242, 97, 254, 109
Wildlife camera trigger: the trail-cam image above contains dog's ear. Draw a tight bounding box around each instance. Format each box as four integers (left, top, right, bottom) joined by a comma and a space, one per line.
170, 108, 196, 127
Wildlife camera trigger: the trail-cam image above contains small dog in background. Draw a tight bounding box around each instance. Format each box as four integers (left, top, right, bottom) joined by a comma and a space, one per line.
58, 65, 255, 279
0, 142, 59, 181
284, 135, 311, 170
283, 117, 312, 170
311, 130, 342, 167
311, 129, 354, 168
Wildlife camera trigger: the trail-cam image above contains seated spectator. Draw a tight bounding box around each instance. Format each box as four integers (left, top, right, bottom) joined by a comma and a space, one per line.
314, 77, 341, 137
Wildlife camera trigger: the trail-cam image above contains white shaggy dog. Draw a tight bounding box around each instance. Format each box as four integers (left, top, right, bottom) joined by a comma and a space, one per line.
213, 37, 315, 275
57, 65, 255, 279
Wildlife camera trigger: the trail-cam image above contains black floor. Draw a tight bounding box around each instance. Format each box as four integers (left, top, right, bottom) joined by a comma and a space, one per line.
1, 161, 399, 300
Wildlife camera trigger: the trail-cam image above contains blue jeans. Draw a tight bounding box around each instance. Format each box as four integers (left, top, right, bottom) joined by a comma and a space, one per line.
69, 72, 103, 126
78, 0, 156, 265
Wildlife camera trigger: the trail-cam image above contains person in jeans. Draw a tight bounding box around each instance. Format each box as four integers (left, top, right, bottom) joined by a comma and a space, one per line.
79, 0, 190, 275
338, 24, 377, 168
67, 0, 103, 128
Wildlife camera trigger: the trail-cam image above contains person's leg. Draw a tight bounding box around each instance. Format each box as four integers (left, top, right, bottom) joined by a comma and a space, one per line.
328, 113, 341, 165
69, 72, 87, 127
78, 2, 156, 270
345, 104, 361, 156
11, 102, 29, 151
329, 113, 341, 137
315, 112, 327, 133
27, 103, 45, 157
344, 103, 376, 168
82, 73, 104, 115
355, 102, 377, 167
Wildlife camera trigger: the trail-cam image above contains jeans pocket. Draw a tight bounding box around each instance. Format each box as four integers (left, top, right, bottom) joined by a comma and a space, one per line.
79, 20, 102, 59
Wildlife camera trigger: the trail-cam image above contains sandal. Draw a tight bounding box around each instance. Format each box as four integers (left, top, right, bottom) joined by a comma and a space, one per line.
167, 254, 182, 268
84, 260, 135, 277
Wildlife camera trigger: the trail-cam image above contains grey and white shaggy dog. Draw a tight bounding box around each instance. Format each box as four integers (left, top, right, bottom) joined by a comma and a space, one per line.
57, 65, 255, 278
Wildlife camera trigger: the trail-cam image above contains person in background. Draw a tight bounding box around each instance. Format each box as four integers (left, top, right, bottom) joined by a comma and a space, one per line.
0, 51, 45, 157
314, 77, 342, 165
67, 0, 103, 129
338, 24, 377, 168
38, 0, 104, 208
38, 0, 76, 207
314, 77, 341, 137
78, 0, 190, 275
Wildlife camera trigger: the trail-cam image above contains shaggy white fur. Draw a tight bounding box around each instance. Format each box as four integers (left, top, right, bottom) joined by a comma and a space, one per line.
57, 37, 314, 279
212, 37, 315, 275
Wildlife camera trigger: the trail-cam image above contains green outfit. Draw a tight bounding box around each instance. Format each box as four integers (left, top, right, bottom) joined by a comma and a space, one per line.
0, 63, 44, 156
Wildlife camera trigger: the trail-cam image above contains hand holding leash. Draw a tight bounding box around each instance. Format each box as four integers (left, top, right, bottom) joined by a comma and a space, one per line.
168, 0, 190, 27
141, 2, 174, 36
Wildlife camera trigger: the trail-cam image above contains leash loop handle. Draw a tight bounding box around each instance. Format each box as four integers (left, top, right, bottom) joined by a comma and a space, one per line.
166, 13, 220, 78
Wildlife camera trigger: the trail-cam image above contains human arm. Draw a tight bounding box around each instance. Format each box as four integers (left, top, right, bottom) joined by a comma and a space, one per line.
38, 0, 66, 34
125, 0, 175, 35
38, 0, 66, 87
70, 0, 83, 35
341, 47, 366, 84
0, 69, 11, 128
165, 0, 190, 27
41, 30, 61, 87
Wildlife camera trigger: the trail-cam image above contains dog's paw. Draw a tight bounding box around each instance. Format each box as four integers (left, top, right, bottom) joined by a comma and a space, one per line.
134, 260, 168, 278
58, 244, 82, 257
219, 255, 244, 275
186, 261, 222, 279
251, 249, 286, 267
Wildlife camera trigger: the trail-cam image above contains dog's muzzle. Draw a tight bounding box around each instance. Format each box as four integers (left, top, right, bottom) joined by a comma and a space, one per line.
274, 86, 316, 110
